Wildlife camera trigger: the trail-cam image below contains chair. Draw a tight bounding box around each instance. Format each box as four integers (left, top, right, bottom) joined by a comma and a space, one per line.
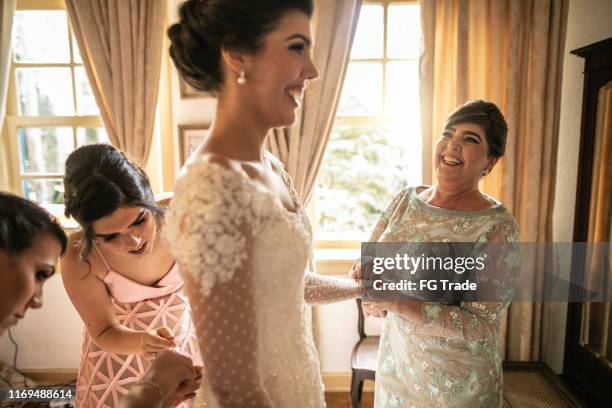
350, 298, 380, 408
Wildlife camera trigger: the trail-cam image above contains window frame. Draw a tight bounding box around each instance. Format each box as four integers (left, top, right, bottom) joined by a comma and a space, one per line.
313, 0, 420, 250
5, 0, 103, 216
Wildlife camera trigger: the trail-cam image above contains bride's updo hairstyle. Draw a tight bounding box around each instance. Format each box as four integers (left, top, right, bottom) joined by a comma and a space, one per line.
168, 0, 314, 94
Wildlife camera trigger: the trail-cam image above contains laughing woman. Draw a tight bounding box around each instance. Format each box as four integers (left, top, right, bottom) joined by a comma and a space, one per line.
60, 144, 201, 408
358, 100, 520, 408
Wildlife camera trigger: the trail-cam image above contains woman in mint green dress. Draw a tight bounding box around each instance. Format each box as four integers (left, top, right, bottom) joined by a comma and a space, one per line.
360, 100, 520, 407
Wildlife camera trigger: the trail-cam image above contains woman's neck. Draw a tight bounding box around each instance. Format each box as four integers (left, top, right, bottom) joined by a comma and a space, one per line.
424, 184, 491, 211
204, 96, 270, 162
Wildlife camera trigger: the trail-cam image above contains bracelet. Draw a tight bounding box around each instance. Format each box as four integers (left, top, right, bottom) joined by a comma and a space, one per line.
133, 380, 165, 408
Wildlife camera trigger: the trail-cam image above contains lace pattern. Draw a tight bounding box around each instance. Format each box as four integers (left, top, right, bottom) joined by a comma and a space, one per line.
372, 186, 520, 408
164, 158, 327, 407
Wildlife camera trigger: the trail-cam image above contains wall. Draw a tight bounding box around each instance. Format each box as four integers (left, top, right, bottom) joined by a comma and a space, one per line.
3, 0, 612, 386
0, 274, 82, 369
547, 0, 612, 373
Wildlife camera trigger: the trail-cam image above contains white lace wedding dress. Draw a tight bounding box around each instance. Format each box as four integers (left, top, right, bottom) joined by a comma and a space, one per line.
164, 156, 360, 407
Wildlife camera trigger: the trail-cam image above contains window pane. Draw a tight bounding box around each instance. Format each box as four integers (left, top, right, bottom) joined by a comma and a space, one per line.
75, 67, 99, 115
315, 125, 414, 237
337, 62, 383, 116
351, 5, 384, 59
72, 34, 83, 63
387, 5, 421, 58
16, 68, 75, 116
386, 61, 419, 119
13, 11, 70, 63
77, 127, 109, 146
18, 127, 74, 174
23, 179, 64, 205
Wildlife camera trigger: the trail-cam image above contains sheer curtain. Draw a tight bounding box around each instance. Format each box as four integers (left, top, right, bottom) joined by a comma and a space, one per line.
65, 0, 166, 166
419, 0, 568, 361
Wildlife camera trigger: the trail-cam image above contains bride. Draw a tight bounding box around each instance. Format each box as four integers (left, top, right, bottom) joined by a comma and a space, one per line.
164, 0, 361, 406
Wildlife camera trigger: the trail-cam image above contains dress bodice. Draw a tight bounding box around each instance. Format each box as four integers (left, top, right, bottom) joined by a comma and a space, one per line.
164, 158, 325, 407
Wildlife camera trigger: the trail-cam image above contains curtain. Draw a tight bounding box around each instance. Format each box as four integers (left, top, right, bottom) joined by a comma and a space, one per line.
0, 0, 15, 131
266, 0, 362, 205
65, 0, 167, 167
0, 0, 16, 190
420, 0, 568, 361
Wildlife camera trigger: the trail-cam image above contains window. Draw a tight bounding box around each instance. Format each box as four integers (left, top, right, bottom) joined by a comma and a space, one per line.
5, 2, 107, 213
314, 1, 422, 242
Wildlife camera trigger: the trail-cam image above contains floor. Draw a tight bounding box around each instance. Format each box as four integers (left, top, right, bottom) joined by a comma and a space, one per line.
325, 366, 587, 408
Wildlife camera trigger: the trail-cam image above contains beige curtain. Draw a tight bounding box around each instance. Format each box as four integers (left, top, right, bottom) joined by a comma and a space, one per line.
65, 0, 167, 166
0, 0, 15, 131
266, 0, 362, 205
0, 0, 16, 190
420, 0, 568, 361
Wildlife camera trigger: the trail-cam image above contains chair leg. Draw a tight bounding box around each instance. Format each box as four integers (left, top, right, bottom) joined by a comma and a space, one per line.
350, 373, 363, 408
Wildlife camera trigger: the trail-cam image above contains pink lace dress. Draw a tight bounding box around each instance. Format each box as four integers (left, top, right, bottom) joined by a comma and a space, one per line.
75, 248, 202, 407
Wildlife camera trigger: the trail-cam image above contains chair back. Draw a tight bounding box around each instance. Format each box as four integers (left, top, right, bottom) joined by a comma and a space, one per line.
356, 298, 366, 340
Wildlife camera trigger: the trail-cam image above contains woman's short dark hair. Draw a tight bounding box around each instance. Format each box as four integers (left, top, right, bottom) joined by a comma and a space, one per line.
444, 100, 508, 158
168, 0, 314, 93
63, 144, 164, 260
0, 192, 67, 257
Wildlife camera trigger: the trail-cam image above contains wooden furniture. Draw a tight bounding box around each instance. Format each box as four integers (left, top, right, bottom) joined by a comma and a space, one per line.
563, 37, 612, 407
350, 299, 380, 408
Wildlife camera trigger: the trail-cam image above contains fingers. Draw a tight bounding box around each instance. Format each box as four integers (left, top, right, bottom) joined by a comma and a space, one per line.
155, 327, 175, 340
193, 365, 203, 379
178, 378, 201, 397
142, 331, 175, 352
362, 302, 387, 318
349, 259, 362, 279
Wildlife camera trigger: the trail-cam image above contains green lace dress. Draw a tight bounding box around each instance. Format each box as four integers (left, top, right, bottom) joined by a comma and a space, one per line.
371, 186, 520, 408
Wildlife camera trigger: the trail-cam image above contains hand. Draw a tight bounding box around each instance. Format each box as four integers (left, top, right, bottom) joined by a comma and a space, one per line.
139, 327, 176, 355
361, 301, 388, 318
349, 259, 360, 280
141, 351, 202, 408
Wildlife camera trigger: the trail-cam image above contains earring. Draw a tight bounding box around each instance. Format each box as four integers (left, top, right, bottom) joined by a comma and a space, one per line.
237, 70, 246, 85
482, 169, 490, 177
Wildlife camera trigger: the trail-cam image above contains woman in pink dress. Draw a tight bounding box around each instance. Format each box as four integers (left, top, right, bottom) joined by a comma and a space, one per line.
60, 144, 202, 408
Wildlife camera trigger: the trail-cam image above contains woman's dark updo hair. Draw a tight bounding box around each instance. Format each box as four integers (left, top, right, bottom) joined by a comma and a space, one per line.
63, 144, 164, 260
0, 192, 67, 257
444, 99, 508, 158
168, 0, 314, 93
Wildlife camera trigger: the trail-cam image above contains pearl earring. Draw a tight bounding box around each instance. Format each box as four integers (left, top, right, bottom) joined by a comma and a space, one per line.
237, 70, 246, 85
482, 169, 490, 177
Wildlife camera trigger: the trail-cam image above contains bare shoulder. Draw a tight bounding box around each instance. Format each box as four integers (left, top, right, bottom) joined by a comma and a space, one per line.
60, 231, 104, 281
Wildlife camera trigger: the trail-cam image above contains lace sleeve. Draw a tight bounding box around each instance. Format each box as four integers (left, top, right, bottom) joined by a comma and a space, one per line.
411, 219, 520, 342
304, 272, 361, 305
369, 188, 408, 241
164, 161, 273, 407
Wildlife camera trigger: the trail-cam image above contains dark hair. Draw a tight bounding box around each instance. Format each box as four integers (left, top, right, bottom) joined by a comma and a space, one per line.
168, 0, 314, 93
63, 144, 164, 260
0, 192, 67, 257
444, 100, 508, 158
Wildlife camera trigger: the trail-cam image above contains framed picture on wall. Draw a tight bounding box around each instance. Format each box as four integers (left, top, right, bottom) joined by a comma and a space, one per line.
179, 77, 211, 99
179, 124, 210, 165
